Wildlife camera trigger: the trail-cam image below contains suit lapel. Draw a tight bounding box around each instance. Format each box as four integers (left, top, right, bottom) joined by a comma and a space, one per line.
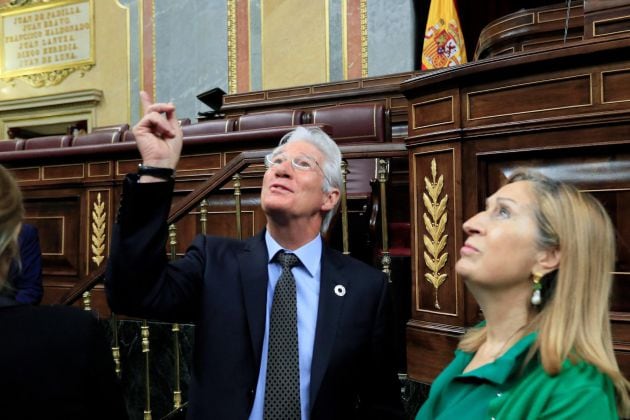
236, 231, 269, 368
309, 246, 348, 405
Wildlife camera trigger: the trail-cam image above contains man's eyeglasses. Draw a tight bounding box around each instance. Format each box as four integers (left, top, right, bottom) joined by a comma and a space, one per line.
264, 152, 325, 176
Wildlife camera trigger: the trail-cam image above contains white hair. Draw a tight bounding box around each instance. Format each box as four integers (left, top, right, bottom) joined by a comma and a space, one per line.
274, 126, 342, 232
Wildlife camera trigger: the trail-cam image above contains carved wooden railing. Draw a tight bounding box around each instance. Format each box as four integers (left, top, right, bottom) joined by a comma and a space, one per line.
61, 144, 407, 305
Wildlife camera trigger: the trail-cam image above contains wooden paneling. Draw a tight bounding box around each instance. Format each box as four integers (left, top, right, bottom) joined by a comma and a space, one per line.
4, 134, 290, 305
584, 0, 630, 38
411, 96, 455, 131
404, 27, 630, 382
602, 68, 630, 103
466, 75, 592, 121
592, 14, 630, 37
406, 322, 462, 384
87, 161, 112, 178
42, 164, 84, 181
475, 2, 585, 59
24, 194, 82, 278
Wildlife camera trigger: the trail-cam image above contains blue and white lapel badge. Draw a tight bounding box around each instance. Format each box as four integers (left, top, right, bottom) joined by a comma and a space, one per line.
334, 284, 346, 297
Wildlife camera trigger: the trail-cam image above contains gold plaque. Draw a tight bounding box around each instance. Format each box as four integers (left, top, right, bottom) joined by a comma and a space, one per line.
0, 0, 95, 87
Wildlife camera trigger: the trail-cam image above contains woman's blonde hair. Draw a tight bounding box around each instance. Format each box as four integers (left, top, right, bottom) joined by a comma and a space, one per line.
459, 169, 630, 416
0, 165, 23, 287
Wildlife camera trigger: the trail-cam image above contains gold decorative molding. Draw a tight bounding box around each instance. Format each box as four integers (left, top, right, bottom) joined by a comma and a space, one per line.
6, 0, 45, 7
91, 192, 106, 266
359, 0, 367, 78
2, 64, 94, 87
422, 158, 448, 309
227, 0, 237, 94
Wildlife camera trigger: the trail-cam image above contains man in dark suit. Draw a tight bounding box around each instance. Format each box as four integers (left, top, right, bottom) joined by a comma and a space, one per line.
5, 223, 43, 304
106, 92, 403, 420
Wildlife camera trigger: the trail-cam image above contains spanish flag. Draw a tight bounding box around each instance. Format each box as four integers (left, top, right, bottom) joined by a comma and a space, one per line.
421, 0, 467, 70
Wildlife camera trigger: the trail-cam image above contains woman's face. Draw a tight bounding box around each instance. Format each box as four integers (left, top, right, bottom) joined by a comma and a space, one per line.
456, 181, 542, 288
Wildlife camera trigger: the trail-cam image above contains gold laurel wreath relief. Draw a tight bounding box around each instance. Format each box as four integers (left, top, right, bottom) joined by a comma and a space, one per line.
422, 159, 448, 309
91, 193, 106, 266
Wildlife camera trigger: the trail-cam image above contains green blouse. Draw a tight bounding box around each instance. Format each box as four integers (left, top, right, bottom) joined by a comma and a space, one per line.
416, 332, 618, 420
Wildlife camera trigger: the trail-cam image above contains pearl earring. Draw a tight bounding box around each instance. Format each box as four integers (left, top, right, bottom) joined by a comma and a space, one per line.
531, 272, 542, 306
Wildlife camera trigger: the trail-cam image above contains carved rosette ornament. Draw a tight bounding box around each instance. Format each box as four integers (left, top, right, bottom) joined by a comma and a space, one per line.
422, 159, 448, 309
91, 192, 106, 266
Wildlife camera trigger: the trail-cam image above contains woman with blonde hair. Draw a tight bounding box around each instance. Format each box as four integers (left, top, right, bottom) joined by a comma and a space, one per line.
416, 169, 630, 419
0, 165, 128, 419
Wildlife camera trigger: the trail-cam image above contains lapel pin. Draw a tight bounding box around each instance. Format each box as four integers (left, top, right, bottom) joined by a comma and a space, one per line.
334, 285, 346, 297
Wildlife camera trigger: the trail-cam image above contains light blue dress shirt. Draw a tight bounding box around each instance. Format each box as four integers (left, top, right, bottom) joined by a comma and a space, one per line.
248, 231, 322, 420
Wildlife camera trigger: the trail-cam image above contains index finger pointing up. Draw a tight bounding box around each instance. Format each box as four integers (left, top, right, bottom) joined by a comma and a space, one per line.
140, 90, 153, 115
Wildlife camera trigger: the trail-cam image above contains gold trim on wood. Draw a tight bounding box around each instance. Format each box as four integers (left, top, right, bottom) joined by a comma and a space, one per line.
493, 46, 516, 56
483, 12, 534, 37
11, 166, 41, 181
593, 14, 630, 37
537, 4, 582, 23
27, 215, 65, 255
42, 163, 84, 180
205, 210, 256, 237
411, 96, 455, 130
177, 152, 222, 172
422, 158, 448, 309
466, 74, 593, 121
522, 35, 582, 50
227, 0, 237, 94
580, 187, 630, 193
600, 68, 630, 104
90, 192, 106, 266
116, 158, 141, 176
87, 161, 111, 177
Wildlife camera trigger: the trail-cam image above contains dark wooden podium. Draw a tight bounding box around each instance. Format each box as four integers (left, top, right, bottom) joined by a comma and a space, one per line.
403, 0, 630, 383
